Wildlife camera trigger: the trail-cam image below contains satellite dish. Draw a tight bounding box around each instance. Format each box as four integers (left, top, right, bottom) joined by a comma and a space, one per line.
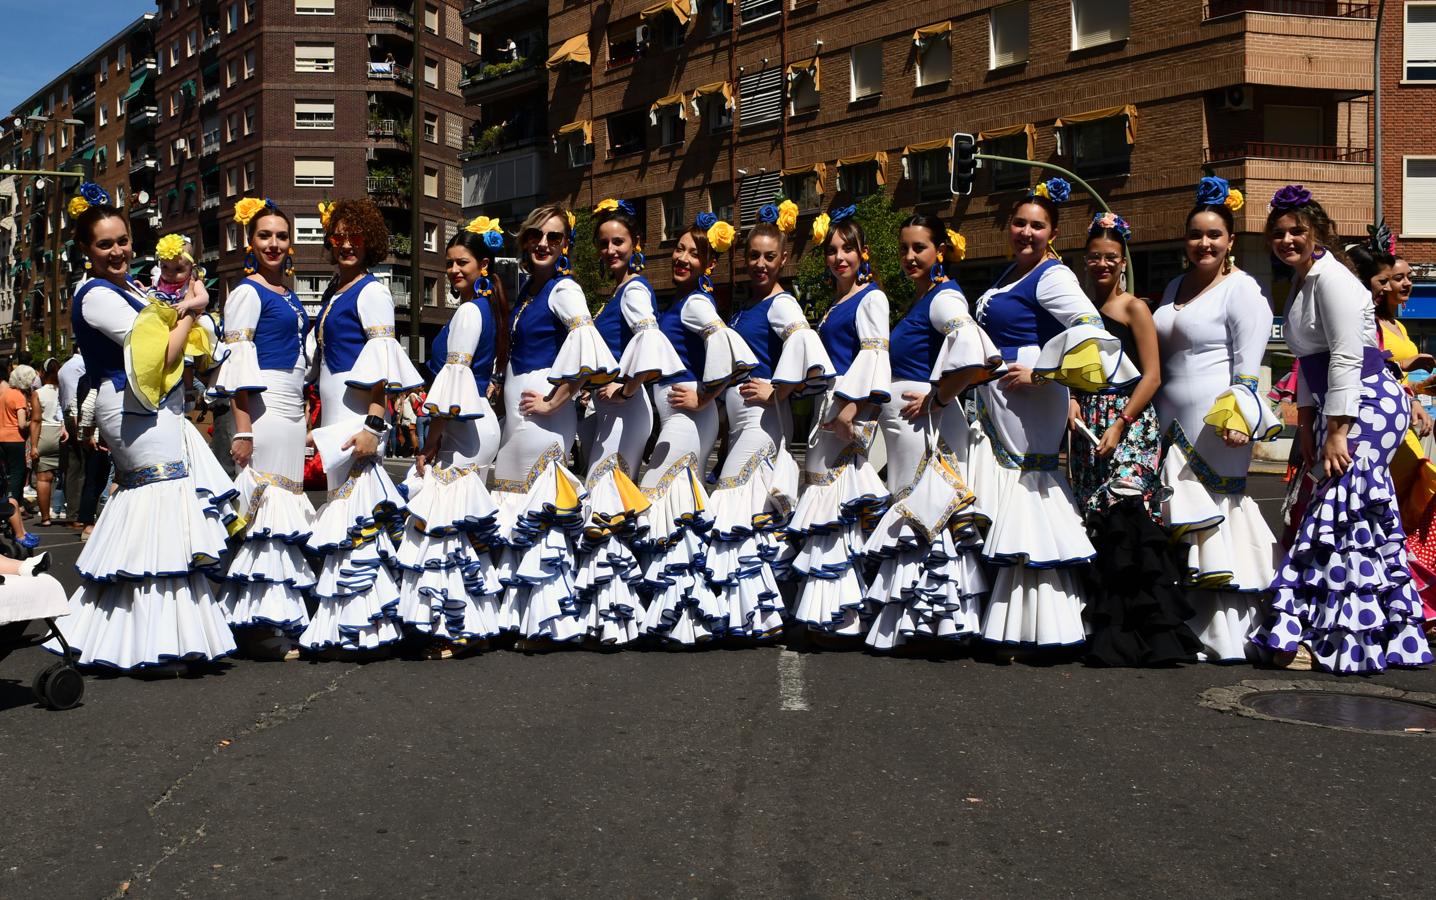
10, 117, 21, 130
135, 190, 149, 205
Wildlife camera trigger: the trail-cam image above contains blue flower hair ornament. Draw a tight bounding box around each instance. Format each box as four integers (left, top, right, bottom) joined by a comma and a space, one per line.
1030, 178, 1070, 205
1196, 176, 1230, 207
757, 204, 780, 225
79, 182, 110, 205
830, 204, 857, 224
695, 211, 718, 230
1088, 212, 1132, 243
482, 229, 505, 251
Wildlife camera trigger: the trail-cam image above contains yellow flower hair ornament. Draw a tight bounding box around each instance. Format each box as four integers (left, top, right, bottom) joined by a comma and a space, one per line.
776, 199, 799, 234
594, 198, 618, 214
465, 215, 501, 235
811, 212, 831, 245
155, 233, 193, 263
1225, 188, 1245, 212
706, 220, 735, 255
67, 196, 90, 218
233, 197, 270, 226
317, 200, 335, 229
945, 229, 966, 262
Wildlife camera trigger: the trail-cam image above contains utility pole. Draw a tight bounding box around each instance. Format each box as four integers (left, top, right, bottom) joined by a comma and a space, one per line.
25, 115, 85, 356
408, 0, 424, 366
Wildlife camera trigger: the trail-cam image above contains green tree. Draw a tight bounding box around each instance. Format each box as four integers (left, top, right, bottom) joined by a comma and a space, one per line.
567, 207, 610, 314
792, 192, 916, 325
26, 330, 49, 362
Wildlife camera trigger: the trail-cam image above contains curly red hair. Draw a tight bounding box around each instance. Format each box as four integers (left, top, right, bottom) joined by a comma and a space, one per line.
325, 198, 390, 269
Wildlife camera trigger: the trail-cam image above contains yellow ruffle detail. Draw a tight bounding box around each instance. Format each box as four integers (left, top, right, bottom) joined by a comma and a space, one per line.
1041, 339, 1106, 393
1202, 393, 1251, 437
614, 467, 652, 517
553, 465, 581, 514
124, 302, 184, 412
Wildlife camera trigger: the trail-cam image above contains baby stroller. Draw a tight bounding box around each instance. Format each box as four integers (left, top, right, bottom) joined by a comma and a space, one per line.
0, 572, 82, 710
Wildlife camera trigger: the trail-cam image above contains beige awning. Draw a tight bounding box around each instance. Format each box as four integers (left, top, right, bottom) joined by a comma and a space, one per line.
780, 161, 827, 194
640, 0, 690, 25
1055, 105, 1137, 147
546, 34, 591, 69
912, 21, 952, 45
901, 139, 950, 179
836, 151, 889, 186
688, 82, 734, 117
978, 123, 1037, 160
649, 93, 688, 124
786, 57, 820, 90
556, 119, 593, 144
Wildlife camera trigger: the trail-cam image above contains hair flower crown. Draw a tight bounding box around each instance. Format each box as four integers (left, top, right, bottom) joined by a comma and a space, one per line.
1030, 178, 1071, 205
1088, 212, 1133, 243
594, 198, 637, 216
465, 215, 506, 250
1269, 184, 1313, 212
68, 181, 110, 218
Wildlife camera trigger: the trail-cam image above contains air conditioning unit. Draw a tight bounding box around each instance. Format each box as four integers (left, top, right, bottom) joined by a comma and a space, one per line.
173, 137, 188, 151
365, 147, 376, 161
635, 24, 651, 47
1220, 86, 1252, 112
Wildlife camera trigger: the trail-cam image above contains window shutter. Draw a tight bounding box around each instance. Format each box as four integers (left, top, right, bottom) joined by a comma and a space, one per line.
738, 68, 782, 128
989, 2, 1028, 69
1404, 157, 1436, 236
1407, 4, 1436, 78
738, 171, 781, 225
1072, 0, 1128, 50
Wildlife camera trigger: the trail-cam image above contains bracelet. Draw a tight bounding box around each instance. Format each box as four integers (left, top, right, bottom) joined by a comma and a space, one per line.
1118, 413, 1135, 426
361, 424, 386, 437
232, 432, 254, 440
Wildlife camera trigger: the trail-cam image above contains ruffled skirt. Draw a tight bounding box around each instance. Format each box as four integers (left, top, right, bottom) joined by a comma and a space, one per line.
219, 468, 317, 635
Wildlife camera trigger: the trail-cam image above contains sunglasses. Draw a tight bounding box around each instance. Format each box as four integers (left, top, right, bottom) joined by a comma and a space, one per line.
530, 231, 566, 246
328, 232, 364, 247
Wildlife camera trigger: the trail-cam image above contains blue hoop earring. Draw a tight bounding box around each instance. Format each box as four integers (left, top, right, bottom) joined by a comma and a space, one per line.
243, 247, 258, 275
857, 260, 873, 284
556, 245, 572, 276
929, 263, 946, 284
281, 249, 295, 278
628, 245, 646, 273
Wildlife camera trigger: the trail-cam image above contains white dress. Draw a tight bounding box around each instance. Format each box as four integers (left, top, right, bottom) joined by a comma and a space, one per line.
395, 296, 504, 642
49, 279, 236, 669
1153, 270, 1280, 662
211, 280, 317, 636
708, 291, 833, 638
300, 276, 424, 650
639, 290, 757, 643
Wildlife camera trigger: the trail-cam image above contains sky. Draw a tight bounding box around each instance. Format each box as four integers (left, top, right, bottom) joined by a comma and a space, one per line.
0, 0, 156, 116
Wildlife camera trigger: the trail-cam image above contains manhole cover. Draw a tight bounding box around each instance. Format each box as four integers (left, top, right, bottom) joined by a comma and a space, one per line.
1200, 680, 1436, 735
1242, 690, 1436, 731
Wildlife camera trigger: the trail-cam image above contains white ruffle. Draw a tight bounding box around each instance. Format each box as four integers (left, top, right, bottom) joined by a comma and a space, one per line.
637, 461, 711, 547
979, 566, 1088, 646
931, 320, 1004, 382
1160, 443, 1279, 591
306, 462, 409, 553
76, 473, 230, 582
220, 581, 311, 635
1188, 590, 1263, 662
574, 534, 648, 644
639, 528, 724, 644
300, 532, 404, 650
966, 433, 1095, 567
220, 472, 316, 633
1032, 323, 1140, 392
834, 347, 893, 404
1205, 383, 1284, 442
395, 526, 502, 641
772, 328, 836, 397
424, 362, 486, 420
492, 463, 589, 641
698, 327, 758, 392
618, 327, 684, 382
404, 465, 499, 538
181, 418, 242, 530
706, 456, 793, 638
551, 325, 620, 387
863, 509, 988, 650
787, 457, 887, 635
345, 335, 425, 392
208, 340, 266, 396
48, 574, 237, 669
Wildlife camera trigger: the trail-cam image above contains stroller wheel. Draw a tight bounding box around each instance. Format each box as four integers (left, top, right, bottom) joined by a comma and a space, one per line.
33, 662, 84, 710
31, 661, 54, 698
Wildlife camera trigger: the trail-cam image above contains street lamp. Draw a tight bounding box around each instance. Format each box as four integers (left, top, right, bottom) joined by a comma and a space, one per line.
26, 115, 85, 355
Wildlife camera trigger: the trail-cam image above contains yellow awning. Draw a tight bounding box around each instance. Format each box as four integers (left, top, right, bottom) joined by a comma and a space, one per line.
786, 57, 820, 91
836, 151, 888, 185
641, 0, 690, 25
556, 119, 593, 144
780, 161, 827, 194
913, 21, 952, 45
1055, 104, 1137, 145
546, 34, 591, 69
649, 93, 688, 124
903, 138, 950, 156
688, 82, 734, 116
978, 123, 1037, 160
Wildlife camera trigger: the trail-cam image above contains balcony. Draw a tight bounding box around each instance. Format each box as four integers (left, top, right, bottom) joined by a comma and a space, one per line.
1200, 6, 1373, 91
367, 175, 411, 207
1204, 141, 1373, 164
129, 56, 157, 80
367, 62, 414, 89
368, 5, 414, 29
128, 105, 160, 129
129, 151, 158, 175
367, 118, 410, 150
201, 87, 221, 106
461, 59, 542, 104
1205, 0, 1373, 17
461, 146, 543, 216
201, 32, 222, 53
460, 0, 543, 28
72, 90, 96, 114
199, 196, 220, 212
1204, 150, 1372, 233
200, 139, 220, 157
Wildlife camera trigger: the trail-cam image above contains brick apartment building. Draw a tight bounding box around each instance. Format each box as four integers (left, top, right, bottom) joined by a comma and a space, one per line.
148, 0, 475, 344
531, 0, 1380, 311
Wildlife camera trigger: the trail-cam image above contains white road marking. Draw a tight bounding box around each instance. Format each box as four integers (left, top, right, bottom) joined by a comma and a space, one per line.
778, 649, 809, 712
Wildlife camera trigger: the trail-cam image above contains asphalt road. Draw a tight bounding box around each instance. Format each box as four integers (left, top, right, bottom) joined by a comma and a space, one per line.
3, 472, 1434, 900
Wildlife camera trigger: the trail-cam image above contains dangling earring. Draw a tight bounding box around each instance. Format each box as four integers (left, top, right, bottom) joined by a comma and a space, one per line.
556, 243, 572, 276
629, 242, 646, 273
243, 246, 258, 275
1181, 256, 1190, 271
281, 246, 295, 278
1223, 253, 1234, 275
699, 262, 715, 295
84, 259, 92, 271
928, 263, 946, 284
856, 260, 873, 284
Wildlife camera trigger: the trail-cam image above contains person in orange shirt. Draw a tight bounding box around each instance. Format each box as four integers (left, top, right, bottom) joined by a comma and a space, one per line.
0, 364, 38, 549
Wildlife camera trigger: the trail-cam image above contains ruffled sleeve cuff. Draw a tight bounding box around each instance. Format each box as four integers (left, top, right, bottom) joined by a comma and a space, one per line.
1203, 379, 1283, 442
697, 324, 758, 392
424, 362, 486, 419
771, 326, 836, 397
1032, 323, 1140, 393
929, 318, 1003, 385
1321, 387, 1362, 419
618, 323, 683, 382
346, 336, 425, 392
551, 319, 620, 388
209, 339, 265, 397
834, 343, 893, 404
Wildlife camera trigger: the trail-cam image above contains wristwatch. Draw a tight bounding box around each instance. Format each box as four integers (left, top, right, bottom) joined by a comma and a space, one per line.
362, 414, 387, 435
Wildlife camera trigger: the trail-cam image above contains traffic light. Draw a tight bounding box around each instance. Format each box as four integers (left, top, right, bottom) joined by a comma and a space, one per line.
951, 132, 976, 197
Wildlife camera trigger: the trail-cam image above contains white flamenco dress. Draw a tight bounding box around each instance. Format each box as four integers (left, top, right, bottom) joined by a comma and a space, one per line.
491, 274, 618, 642
211, 280, 317, 637
709, 290, 834, 638
576, 275, 682, 645
638, 290, 757, 644
867, 282, 1001, 649
1154, 271, 1283, 661
394, 295, 504, 643
789, 284, 892, 636
969, 260, 1137, 647
300, 274, 424, 651
48, 279, 236, 669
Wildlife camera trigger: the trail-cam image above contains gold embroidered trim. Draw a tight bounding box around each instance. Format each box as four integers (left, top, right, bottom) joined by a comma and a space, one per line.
327, 459, 379, 501
779, 321, 810, 340
632, 317, 658, 331
700, 321, 725, 338
716, 442, 776, 490
641, 452, 700, 499
584, 453, 632, 491
939, 317, 972, 336
116, 460, 189, 489
431, 462, 482, 485
445, 351, 474, 365
858, 338, 889, 351
242, 470, 304, 526
564, 315, 594, 331
489, 443, 564, 494
364, 325, 396, 339
223, 328, 255, 343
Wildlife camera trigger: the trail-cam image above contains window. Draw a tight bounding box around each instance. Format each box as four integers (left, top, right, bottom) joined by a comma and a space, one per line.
116, 46, 125, 70
1064, 115, 1131, 178
245, 0, 255, 22
423, 222, 438, 252
850, 42, 882, 101
226, 111, 239, 140
183, 183, 196, 211
225, 166, 237, 196
243, 105, 255, 135
784, 171, 822, 212
243, 160, 255, 191
424, 57, 439, 89
424, 3, 439, 33
295, 273, 328, 307
738, 68, 781, 128
244, 48, 256, 78
295, 0, 334, 13
915, 31, 951, 87
226, 59, 239, 86
294, 214, 325, 244
739, 0, 781, 25
607, 110, 646, 157
910, 149, 950, 201
607, 18, 641, 66
59, 130, 68, 151
116, 97, 124, 119
990, 1, 1029, 69
170, 40, 180, 65
294, 157, 334, 187
99, 105, 108, 127
1263, 105, 1324, 146
655, 103, 685, 146
708, 182, 734, 224
564, 133, 594, 168
294, 42, 335, 73
99, 57, 108, 83
225, 222, 239, 252
655, 10, 686, 50
1405, 2, 1436, 81
840, 162, 880, 198
984, 131, 1031, 191
227, 3, 239, 31
705, 0, 731, 35
789, 62, 819, 115
662, 192, 684, 242
1403, 157, 1436, 236
696, 91, 732, 134
423, 112, 438, 142
294, 99, 335, 130
1072, 0, 1128, 51
116, 138, 125, 161
738, 172, 781, 226
423, 166, 438, 197
187, 28, 198, 57
468, 30, 480, 54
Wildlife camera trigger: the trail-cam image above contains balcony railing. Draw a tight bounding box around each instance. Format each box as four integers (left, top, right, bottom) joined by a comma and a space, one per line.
129, 56, 157, 78
368, 6, 415, 28
200, 140, 220, 157
461, 0, 542, 23
367, 63, 414, 86
199, 196, 220, 211
201, 88, 221, 105
462, 57, 537, 86
129, 106, 160, 127
1205, 0, 1374, 18
201, 32, 222, 52
1204, 142, 1374, 163
367, 175, 409, 194
129, 152, 157, 174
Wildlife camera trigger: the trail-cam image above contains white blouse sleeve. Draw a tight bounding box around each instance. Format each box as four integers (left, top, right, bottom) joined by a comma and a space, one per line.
423, 302, 486, 419
347, 281, 424, 392
1198, 272, 1282, 440
82, 283, 141, 345
1031, 264, 1139, 391
928, 286, 1002, 383
210, 283, 264, 396
835, 288, 892, 403
617, 280, 683, 381
549, 278, 620, 387
767, 294, 834, 395
680, 293, 757, 391
1312, 267, 1368, 419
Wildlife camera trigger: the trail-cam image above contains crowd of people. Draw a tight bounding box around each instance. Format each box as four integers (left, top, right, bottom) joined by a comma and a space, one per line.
38, 174, 1436, 676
